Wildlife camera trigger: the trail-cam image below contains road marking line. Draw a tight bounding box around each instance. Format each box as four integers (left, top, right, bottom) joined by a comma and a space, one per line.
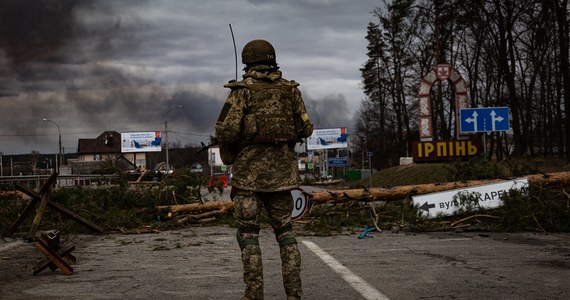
302, 240, 391, 300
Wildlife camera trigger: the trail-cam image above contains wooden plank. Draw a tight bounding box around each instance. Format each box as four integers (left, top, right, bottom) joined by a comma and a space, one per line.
9, 171, 103, 235
39, 172, 59, 195
15, 183, 42, 199
33, 244, 75, 275
34, 240, 73, 275
5, 196, 39, 236
63, 253, 77, 265
47, 200, 104, 233
27, 194, 49, 241
39, 231, 60, 249
7, 174, 57, 236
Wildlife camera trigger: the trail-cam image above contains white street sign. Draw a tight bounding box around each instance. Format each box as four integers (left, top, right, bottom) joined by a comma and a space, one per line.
412, 178, 528, 219
291, 188, 310, 220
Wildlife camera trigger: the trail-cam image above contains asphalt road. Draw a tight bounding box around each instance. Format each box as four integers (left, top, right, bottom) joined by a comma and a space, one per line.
1, 226, 569, 300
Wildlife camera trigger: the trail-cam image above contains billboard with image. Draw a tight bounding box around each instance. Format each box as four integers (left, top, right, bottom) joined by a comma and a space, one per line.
121, 131, 162, 153
307, 128, 348, 150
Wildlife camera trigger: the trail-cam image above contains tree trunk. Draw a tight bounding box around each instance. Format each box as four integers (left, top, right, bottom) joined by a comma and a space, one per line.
158, 200, 234, 217
310, 171, 570, 204
556, 0, 570, 158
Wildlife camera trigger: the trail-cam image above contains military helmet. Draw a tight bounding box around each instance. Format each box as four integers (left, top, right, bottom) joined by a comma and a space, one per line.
241, 39, 276, 65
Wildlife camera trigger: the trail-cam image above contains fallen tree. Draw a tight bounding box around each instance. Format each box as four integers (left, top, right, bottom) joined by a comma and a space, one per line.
309, 171, 570, 204
157, 200, 234, 223
156, 171, 570, 222
157, 200, 233, 216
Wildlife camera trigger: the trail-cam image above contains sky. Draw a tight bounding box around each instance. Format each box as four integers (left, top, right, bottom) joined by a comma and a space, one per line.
0, 0, 379, 155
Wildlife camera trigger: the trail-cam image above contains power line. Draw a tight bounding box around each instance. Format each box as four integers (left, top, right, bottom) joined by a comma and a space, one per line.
169, 130, 212, 137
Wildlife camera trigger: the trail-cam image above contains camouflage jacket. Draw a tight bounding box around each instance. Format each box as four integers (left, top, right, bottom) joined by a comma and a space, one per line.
215, 67, 313, 192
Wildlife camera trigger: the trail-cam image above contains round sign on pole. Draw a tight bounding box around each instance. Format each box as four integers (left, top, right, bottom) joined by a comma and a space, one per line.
291, 188, 310, 220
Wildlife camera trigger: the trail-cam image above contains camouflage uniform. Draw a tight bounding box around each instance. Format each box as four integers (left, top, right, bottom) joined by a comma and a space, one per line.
216, 64, 313, 299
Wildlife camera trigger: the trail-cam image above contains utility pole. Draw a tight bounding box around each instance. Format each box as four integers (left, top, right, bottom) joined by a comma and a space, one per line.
43, 118, 62, 174
164, 105, 184, 173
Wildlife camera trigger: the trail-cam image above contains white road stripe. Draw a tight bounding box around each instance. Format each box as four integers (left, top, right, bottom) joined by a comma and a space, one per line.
302, 240, 391, 300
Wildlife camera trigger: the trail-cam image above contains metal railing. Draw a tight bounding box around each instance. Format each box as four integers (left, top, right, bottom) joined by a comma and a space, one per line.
0, 174, 120, 190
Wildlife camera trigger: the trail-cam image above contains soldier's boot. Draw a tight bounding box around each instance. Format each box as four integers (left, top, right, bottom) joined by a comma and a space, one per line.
241, 244, 263, 299
238, 226, 263, 300
274, 224, 303, 298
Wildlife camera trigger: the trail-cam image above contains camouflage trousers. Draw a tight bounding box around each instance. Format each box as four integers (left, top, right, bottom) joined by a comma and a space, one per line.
233, 188, 302, 300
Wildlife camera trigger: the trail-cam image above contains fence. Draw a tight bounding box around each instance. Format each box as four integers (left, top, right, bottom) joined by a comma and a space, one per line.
0, 174, 120, 190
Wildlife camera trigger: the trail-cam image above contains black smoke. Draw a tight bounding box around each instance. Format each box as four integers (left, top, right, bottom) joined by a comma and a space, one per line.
0, 0, 82, 64
0, 0, 224, 154
305, 94, 354, 130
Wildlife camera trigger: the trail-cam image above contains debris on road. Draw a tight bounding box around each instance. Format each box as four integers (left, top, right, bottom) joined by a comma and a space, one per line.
158, 200, 235, 224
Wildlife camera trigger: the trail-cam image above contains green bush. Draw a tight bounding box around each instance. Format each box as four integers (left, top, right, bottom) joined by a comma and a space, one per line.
496, 186, 570, 232
0, 171, 220, 237
303, 202, 370, 235
164, 169, 203, 203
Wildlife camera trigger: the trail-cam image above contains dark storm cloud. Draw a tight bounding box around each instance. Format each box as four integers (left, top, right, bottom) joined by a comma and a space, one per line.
0, 0, 162, 153
0, 0, 377, 154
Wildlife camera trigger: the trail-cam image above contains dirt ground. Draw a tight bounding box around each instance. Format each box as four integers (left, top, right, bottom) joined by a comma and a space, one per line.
1, 183, 570, 299
1, 227, 570, 300
1, 225, 247, 299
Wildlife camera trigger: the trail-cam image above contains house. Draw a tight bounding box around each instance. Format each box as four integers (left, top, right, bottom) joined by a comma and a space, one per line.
74, 131, 148, 174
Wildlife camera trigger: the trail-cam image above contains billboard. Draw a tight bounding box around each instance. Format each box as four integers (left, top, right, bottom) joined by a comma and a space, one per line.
121, 131, 162, 153
208, 147, 224, 166
307, 128, 348, 150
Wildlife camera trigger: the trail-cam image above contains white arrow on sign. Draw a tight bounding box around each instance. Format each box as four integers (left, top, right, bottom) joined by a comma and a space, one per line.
465, 111, 478, 132
490, 110, 505, 131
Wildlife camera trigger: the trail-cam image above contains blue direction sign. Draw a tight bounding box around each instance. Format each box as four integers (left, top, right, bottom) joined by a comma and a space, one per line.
328, 157, 348, 167
460, 107, 510, 133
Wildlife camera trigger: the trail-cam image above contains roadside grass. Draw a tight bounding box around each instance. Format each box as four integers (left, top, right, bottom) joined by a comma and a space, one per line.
1, 158, 569, 238
0, 168, 220, 238
365, 157, 561, 188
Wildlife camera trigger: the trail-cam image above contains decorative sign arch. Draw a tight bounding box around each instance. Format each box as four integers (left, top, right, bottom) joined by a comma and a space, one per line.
417, 64, 470, 141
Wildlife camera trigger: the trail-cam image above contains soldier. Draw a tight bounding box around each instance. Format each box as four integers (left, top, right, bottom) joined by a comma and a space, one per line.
215, 39, 313, 300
